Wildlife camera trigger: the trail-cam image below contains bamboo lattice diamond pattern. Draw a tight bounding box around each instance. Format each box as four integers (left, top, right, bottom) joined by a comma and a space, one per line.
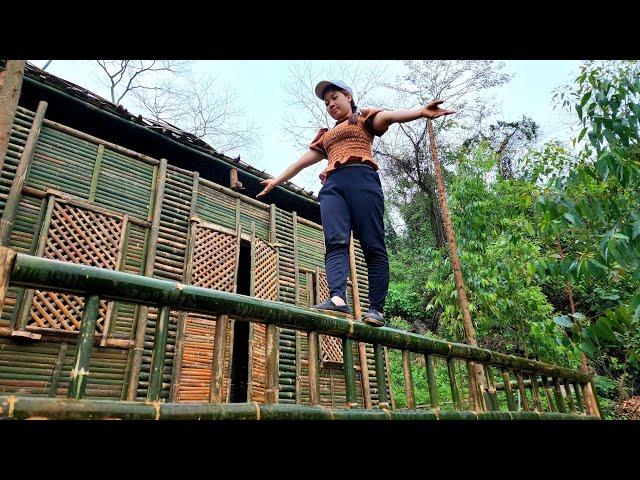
316, 271, 344, 365
28, 201, 124, 332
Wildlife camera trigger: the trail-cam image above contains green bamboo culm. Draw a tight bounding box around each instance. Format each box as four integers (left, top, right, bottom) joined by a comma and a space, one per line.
374, 344, 388, 408
67, 295, 101, 399
425, 354, 439, 408
342, 337, 357, 407
147, 306, 170, 402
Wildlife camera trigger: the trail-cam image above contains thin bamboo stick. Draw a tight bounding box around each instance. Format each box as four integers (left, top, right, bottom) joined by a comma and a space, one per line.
88, 144, 104, 203
307, 331, 320, 405
573, 381, 584, 413
553, 377, 567, 413
530, 372, 543, 412
516, 371, 530, 411
563, 378, 576, 413
541, 375, 557, 412
67, 295, 100, 399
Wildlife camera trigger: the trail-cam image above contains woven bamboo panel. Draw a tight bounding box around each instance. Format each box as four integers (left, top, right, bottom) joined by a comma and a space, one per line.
176, 313, 232, 403
191, 226, 238, 291
28, 201, 123, 333
249, 238, 278, 403
175, 225, 238, 402
315, 271, 344, 365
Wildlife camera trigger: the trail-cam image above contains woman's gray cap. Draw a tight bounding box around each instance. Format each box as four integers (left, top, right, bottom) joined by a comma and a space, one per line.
315, 80, 353, 99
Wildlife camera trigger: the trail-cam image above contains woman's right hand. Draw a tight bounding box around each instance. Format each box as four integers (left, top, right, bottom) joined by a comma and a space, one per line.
256, 178, 279, 199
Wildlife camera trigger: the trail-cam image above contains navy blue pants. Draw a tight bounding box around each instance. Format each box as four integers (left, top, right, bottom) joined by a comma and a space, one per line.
318, 165, 389, 312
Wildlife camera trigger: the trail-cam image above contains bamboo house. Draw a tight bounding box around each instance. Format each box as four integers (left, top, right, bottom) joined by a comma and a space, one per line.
0, 61, 391, 408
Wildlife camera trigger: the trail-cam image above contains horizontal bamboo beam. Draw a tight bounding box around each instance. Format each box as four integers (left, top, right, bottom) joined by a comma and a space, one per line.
5, 250, 591, 383
0, 395, 598, 421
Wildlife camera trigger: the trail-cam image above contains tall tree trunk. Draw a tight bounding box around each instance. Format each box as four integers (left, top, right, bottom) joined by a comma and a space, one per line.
427, 119, 486, 411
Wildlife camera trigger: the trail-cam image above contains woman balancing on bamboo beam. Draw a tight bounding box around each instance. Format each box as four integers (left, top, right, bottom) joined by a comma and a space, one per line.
257, 80, 454, 326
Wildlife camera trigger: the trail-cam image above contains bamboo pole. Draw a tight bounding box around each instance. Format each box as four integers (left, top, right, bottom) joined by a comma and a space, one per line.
0, 60, 26, 174
292, 212, 299, 305
563, 379, 576, 413
447, 358, 461, 410
516, 371, 530, 411
67, 295, 101, 399
541, 375, 557, 412
210, 315, 230, 404
48, 342, 68, 397
484, 365, 499, 411
0, 247, 17, 309
402, 350, 415, 409
573, 381, 584, 413
384, 346, 395, 409
7, 252, 593, 383
307, 331, 320, 405
424, 355, 438, 408
553, 377, 567, 413
530, 372, 543, 412
266, 323, 280, 404
501, 369, 516, 411
126, 158, 166, 401
0, 101, 47, 246
147, 305, 170, 402
374, 344, 388, 408
88, 144, 104, 204
342, 337, 357, 408
426, 119, 484, 410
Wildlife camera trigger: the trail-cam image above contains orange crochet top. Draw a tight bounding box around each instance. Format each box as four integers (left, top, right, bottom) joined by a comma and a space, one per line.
309, 108, 388, 182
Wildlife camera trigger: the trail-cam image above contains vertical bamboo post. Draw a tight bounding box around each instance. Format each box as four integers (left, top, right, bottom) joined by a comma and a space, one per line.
573, 381, 584, 413
67, 295, 101, 399
342, 337, 357, 408
210, 315, 230, 404
48, 343, 68, 397
516, 371, 530, 411
530, 372, 543, 412
425, 354, 439, 409
147, 305, 170, 402
307, 331, 320, 405
541, 375, 557, 412
501, 369, 516, 411
427, 119, 484, 410
88, 144, 104, 203
402, 350, 415, 409
266, 323, 280, 404
292, 212, 299, 305
447, 358, 461, 410
0, 60, 26, 174
484, 365, 499, 411
127, 158, 166, 401
563, 379, 576, 413
0, 100, 47, 246
553, 377, 567, 413
0, 246, 16, 312
374, 344, 388, 408
349, 233, 372, 408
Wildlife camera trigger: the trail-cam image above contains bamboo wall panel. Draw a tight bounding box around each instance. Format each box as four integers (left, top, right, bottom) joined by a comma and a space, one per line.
196, 183, 236, 232
0, 106, 35, 215
0, 339, 60, 395
27, 202, 123, 334
94, 149, 154, 220
238, 200, 269, 242
111, 224, 147, 339
274, 208, 296, 403
174, 225, 238, 402
248, 238, 277, 403
54, 346, 129, 400
26, 126, 96, 199
1, 194, 41, 327
137, 166, 192, 400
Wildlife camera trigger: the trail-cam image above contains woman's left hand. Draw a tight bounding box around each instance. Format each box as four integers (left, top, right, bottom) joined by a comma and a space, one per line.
421, 100, 456, 119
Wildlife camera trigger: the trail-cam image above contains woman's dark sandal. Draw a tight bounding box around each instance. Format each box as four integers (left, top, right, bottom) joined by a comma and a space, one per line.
363, 309, 384, 327
313, 298, 352, 315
